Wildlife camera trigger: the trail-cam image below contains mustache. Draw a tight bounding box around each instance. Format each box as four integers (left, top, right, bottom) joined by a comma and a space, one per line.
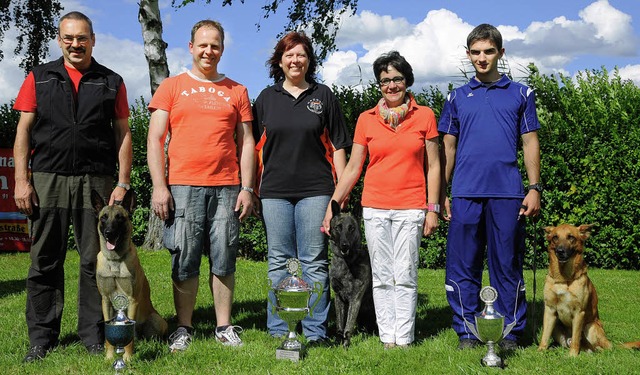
69, 47, 86, 53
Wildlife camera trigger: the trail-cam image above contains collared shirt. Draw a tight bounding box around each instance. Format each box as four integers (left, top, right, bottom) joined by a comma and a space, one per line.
252, 81, 351, 198
354, 95, 438, 209
438, 74, 541, 198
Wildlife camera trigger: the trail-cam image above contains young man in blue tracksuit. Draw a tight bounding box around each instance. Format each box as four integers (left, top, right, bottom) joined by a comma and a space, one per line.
438, 23, 542, 350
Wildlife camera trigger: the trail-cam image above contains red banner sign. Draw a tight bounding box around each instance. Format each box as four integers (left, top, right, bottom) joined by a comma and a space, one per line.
0, 148, 31, 252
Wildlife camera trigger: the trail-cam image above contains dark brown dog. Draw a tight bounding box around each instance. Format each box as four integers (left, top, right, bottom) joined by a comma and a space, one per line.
328, 200, 375, 347
538, 224, 640, 356
92, 190, 168, 361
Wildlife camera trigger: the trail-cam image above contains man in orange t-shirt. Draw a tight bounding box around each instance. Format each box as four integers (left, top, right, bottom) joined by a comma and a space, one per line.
147, 20, 255, 351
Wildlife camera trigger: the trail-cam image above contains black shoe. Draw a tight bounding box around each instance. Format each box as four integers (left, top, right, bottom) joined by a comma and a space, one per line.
307, 337, 331, 348
499, 339, 519, 350
23, 345, 50, 363
86, 343, 105, 355
457, 338, 481, 350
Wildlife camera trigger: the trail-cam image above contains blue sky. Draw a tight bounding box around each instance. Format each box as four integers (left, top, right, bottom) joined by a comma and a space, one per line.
0, 0, 638, 104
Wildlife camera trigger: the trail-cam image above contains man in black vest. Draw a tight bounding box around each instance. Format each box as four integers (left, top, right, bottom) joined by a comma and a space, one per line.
12, 11, 132, 362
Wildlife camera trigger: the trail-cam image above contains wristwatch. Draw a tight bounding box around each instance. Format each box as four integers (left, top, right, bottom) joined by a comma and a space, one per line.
240, 186, 254, 194
117, 182, 131, 191
427, 203, 441, 214
527, 183, 543, 193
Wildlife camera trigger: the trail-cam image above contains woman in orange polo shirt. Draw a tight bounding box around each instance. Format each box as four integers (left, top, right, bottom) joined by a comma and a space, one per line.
322, 51, 440, 349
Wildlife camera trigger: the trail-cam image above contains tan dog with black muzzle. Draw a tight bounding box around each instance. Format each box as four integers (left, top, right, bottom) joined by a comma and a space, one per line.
92, 190, 168, 361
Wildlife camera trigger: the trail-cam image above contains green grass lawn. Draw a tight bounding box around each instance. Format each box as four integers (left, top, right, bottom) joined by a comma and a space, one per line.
1, 250, 639, 374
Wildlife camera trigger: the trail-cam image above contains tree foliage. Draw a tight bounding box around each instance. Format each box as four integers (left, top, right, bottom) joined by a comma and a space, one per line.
172, 0, 358, 61
527, 64, 640, 270
0, 0, 62, 74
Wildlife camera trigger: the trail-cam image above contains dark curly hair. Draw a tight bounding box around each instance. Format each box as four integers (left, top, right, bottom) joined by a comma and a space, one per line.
372, 51, 414, 87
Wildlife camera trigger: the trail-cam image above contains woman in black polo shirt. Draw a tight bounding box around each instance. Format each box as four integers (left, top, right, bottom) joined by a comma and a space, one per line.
252, 31, 351, 346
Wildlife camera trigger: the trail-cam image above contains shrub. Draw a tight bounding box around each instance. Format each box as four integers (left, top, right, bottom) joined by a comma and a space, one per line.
2, 66, 639, 270
527, 65, 640, 269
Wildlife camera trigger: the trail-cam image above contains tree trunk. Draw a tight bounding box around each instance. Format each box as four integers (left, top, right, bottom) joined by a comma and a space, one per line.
138, 0, 169, 94
139, 0, 170, 250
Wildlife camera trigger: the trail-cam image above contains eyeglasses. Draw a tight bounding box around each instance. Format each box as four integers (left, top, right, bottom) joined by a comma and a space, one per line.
59, 34, 91, 45
379, 76, 405, 87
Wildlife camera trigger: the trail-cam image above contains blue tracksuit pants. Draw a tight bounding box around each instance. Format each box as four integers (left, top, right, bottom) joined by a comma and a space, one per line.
445, 197, 527, 341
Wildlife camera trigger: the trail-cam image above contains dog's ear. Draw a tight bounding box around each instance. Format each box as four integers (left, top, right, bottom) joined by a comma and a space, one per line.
578, 224, 594, 240
331, 200, 341, 219
91, 189, 106, 214
120, 189, 137, 216
544, 226, 555, 239
351, 201, 362, 220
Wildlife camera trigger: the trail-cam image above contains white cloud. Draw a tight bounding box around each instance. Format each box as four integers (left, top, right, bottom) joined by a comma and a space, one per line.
580, 0, 636, 54
335, 10, 413, 50
324, 8, 472, 91
321, 1, 639, 92
618, 64, 640, 86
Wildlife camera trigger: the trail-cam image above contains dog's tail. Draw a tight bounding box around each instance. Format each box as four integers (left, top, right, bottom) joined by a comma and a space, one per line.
620, 341, 640, 349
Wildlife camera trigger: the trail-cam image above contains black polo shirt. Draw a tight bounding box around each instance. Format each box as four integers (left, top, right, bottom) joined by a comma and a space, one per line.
252, 82, 352, 199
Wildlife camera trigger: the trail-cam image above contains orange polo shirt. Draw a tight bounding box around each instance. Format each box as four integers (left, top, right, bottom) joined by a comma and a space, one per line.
354, 96, 438, 209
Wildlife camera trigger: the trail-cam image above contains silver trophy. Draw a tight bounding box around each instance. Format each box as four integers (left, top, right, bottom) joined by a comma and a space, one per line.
104, 294, 136, 374
464, 286, 515, 368
268, 258, 323, 361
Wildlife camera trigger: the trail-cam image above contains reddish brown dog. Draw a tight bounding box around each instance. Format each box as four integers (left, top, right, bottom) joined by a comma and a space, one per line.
538, 224, 640, 356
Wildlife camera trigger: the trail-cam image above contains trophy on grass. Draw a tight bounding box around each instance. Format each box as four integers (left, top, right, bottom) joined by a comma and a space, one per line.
104, 294, 136, 374
268, 258, 323, 361
464, 286, 516, 368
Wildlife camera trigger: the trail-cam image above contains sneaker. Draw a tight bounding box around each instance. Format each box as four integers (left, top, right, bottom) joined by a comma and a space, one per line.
458, 338, 482, 350
86, 343, 105, 355
383, 342, 396, 350
499, 338, 519, 351
215, 325, 243, 347
169, 327, 193, 352
23, 345, 51, 363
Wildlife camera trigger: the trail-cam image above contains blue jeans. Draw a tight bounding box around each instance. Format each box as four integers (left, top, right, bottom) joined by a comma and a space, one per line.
262, 196, 331, 341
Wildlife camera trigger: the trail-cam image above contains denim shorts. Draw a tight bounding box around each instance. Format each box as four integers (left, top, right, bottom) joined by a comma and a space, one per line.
163, 185, 239, 281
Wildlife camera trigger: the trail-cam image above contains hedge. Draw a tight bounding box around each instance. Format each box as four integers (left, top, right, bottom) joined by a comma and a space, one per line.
1, 65, 638, 269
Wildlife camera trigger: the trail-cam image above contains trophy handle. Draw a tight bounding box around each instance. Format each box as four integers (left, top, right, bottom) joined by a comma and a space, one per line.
502, 319, 517, 339
307, 281, 323, 318
266, 279, 278, 314
464, 319, 481, 340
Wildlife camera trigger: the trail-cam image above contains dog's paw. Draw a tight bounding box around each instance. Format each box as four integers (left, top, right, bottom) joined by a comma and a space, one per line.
123, 351, 134, 362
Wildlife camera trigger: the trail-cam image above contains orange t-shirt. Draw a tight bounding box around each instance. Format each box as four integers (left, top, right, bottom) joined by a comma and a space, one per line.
354, 97, 438, 209
149, 71, 253, 186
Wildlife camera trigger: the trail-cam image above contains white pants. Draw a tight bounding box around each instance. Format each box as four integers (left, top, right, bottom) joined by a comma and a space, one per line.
362, 207, 425, 345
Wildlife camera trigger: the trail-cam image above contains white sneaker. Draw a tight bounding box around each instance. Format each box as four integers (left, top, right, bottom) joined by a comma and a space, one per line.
169, 327, 193, 352
215, 325, 243, 347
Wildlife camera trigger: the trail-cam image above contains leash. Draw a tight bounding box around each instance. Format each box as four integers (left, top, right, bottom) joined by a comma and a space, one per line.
530, 214, 539, 345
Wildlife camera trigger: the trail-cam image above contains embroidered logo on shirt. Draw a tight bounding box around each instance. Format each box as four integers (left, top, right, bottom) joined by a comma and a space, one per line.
467, 92, 474, 97
307, 98, 324, 114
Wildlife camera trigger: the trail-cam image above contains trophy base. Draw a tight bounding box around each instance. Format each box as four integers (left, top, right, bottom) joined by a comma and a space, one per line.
481, 353, 504, 368
276, 347, 305, 362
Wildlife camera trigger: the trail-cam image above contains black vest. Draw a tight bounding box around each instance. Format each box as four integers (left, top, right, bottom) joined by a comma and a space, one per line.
31, 57, 123, 175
